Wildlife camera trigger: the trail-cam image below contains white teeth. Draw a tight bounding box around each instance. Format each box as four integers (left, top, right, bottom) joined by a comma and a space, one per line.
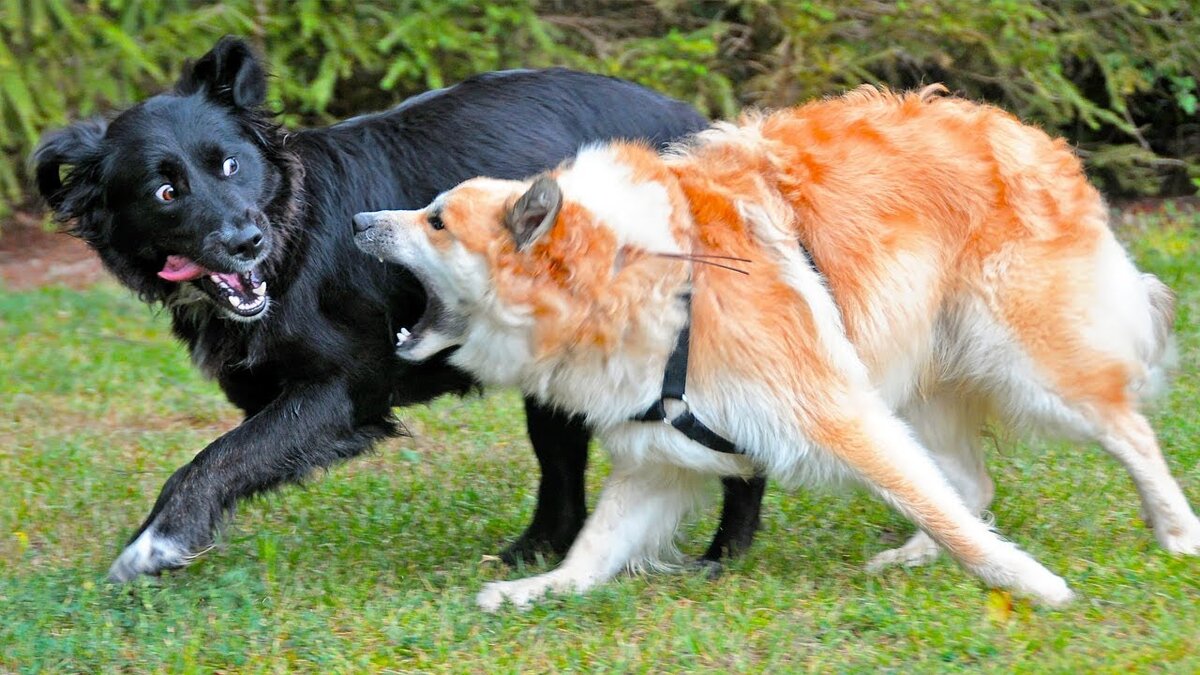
252, 281, 266, 297
396, 327, 411, 345
233, 296, 265, 312
378, 257, 384, 264
228, 295, 241, 307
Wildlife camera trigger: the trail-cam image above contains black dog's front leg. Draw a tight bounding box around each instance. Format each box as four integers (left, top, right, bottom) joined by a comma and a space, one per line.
504, 398, 768, 567
108, 378, 390, 582
500, 398, 591, 563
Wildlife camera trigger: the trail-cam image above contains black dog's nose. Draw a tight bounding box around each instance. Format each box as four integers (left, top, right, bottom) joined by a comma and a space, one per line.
225, 224, 264, 260
352, 212, 375, 235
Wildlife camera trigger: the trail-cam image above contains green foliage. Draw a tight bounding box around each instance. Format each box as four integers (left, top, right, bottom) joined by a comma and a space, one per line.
0, 0, 728, 219
1, 0, 1198, 221
729, 0, 1200, 195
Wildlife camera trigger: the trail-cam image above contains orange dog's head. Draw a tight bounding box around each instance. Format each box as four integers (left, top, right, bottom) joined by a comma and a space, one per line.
352, 175, 546, 365
352, 144, 690, 384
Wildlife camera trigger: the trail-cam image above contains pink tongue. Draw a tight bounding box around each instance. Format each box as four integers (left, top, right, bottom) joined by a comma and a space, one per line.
216, 272, 245, 292
158, 255, 209, 282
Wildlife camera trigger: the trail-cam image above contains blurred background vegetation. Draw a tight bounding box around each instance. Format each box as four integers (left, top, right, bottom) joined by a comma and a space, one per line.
2, 0, 1197, 222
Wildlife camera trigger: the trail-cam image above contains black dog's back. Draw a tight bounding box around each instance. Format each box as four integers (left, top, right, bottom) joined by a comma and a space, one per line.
301, 68, 705, 208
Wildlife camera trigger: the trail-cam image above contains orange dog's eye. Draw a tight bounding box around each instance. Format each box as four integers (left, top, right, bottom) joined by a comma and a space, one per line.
428, 212, 444, 230
155, 184, 176, 202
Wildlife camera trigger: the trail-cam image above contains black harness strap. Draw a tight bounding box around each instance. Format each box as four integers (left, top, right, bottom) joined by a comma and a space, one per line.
632, 242, 820, 455
633, 290, 743, 455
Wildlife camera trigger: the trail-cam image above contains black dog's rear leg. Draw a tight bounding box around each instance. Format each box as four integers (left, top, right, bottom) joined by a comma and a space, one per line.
108, 378, 390, 582
695, 475, 768, 576
500, 399, 590, 563
504, 398, 768, 567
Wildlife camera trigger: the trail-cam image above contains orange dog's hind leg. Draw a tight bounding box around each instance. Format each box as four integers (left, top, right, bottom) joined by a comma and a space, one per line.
1096, 409, 1200, 553
983, 236, 1200, 554
809, 393, 1074, 606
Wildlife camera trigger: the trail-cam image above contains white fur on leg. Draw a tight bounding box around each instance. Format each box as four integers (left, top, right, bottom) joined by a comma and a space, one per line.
107, 526, 190, 582
843, 399, 1073, 606
866, 531, 941, 571
1098, 420, 1200, 555
965, 538, 1076, 607
477, 463, 706, 611
476, 569, 573, 612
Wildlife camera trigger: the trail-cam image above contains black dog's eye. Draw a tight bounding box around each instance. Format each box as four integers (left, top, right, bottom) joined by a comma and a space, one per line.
155, 184, 176, 202
428, 212, 444, 230
222, 157, 239, 177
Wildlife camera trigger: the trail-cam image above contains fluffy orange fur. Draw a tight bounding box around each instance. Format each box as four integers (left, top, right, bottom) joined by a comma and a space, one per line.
431, 87, 1156, 427
476, 87, 1168, 555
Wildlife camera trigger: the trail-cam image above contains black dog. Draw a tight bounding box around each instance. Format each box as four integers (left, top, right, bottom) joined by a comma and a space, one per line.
33, 37, 766, 582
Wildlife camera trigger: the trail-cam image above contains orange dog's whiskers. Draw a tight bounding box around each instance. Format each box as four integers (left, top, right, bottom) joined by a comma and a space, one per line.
647, 252, 752, 275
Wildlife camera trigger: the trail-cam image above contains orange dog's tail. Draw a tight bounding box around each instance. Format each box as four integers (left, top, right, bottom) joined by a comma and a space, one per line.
1141, 272, 1178, 402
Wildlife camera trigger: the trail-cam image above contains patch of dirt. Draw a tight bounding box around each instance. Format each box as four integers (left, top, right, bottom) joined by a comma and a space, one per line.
1111, 195, 1199, 231
0, 210, 108, 290
1114, 195, 1199, 216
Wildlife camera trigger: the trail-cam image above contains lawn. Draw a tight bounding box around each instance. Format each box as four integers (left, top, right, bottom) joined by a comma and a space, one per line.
2, 208, 1198, 672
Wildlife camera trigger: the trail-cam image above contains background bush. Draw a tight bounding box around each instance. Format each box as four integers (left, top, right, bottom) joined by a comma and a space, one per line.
2, 0, 1197, 221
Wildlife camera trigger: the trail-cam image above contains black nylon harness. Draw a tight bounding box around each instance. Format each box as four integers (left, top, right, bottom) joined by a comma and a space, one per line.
631, 290, 742, 454
631, 244, 819, 455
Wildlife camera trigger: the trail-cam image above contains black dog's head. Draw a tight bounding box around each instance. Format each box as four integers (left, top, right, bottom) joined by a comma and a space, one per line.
33, 37, 293, 320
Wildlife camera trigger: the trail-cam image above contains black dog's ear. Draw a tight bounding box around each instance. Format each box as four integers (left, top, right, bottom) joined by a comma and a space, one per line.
176, 36, 266, 109
504, 175, 562, 251
31, 117, 108, 214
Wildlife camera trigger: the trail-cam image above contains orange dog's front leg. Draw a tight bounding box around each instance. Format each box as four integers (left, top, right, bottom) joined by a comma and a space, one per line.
476, 459, 708, 611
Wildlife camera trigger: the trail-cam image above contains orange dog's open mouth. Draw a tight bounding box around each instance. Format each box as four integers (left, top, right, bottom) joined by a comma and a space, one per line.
395, 289, 448, 359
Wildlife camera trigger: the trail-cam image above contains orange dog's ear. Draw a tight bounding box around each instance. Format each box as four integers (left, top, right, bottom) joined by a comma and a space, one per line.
505, 175, 562, 251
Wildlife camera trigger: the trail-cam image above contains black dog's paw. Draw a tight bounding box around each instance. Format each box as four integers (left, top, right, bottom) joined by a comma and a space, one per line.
498, 525, 582, 566
107, 526, 208, 583
499, 513, 584, 565
689, 557, 725, 580
498, 535, 563, 566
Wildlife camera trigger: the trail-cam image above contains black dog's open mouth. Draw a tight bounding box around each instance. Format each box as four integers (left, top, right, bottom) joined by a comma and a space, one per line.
159, 255, 268, 318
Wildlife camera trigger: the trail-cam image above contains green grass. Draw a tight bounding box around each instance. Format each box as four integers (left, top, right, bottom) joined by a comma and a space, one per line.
2, 210, 1199, 672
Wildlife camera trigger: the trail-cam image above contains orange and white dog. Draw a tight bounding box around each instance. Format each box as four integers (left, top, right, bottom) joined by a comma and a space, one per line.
353, 86, 1198, 610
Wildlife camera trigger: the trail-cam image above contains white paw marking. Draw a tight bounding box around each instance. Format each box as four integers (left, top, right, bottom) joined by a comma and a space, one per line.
866, 532, 942, 572
1025, 572, 1075, 608
1157, 517, 1200, 555
107, 527, 190, 583
1000, 551, 1076, 608
476, 574, 571, 612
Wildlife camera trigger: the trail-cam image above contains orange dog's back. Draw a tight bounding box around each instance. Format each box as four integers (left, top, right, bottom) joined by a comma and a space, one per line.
670, 87, 1166, 422
661, 87, 1190, 572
